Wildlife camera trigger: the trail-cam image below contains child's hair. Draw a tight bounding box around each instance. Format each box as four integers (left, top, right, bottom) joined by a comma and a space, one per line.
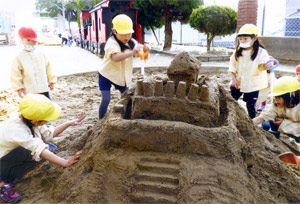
292, 90, 300, 106
22, 117, 35, 136
235, 36, 265, 61
112, 33, 135, 52
274, 92, 300, 107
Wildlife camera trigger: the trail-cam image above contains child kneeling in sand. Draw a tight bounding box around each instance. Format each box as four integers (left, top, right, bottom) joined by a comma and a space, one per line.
253, 76, 300, 142
0, 94, 85, 203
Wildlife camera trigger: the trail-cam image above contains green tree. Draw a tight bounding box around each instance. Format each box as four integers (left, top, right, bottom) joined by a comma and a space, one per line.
36, 0, 77, 30
135, 0, 203, 50
189, 5, 237, 51
133, 0, 164, 43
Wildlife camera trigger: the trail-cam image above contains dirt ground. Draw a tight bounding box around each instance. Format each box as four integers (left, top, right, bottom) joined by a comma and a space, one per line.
1, 53, 300, 204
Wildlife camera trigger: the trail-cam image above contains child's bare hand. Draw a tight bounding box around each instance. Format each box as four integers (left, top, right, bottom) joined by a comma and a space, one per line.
133, 44, 143, 55
18, 89, 25, 98
274, 117, 283, 126
231, 78, 239, 89
143, 44, 151, 52
65, 150, 82, 167
49, 83, 55, 90
70, 112, 86, 126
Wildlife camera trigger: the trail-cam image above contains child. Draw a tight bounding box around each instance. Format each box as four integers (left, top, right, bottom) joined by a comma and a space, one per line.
228, 24, 272, 119
292, 64, 300, 104
253, 76, 300, 142
10, 27, 57, 99
256, 56, 277, 111
0, 94, 85, 203
98, 14, 150, 119
296, 64, 300, 82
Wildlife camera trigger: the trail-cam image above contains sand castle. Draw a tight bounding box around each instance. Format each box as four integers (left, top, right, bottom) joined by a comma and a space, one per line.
16, 52, 300, 204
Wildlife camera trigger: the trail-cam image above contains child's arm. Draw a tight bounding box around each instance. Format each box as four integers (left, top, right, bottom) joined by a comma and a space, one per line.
40, 148, 82, 167
111, 43, 142, 62
10, 58, 25, 96
253, 117, 265, 125
45, 59, 57, 88
53, 112, 86, 137
231, 73, 239, 89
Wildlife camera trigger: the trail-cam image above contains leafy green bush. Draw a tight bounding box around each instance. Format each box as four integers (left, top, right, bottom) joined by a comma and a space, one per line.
189, 5, 237, 51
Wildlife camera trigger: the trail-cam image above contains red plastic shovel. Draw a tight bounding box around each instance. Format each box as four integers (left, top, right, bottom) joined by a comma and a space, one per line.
278, 152, 300, 165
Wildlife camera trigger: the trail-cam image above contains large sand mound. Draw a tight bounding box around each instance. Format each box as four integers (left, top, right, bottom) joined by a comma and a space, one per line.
7, 52, 300, 204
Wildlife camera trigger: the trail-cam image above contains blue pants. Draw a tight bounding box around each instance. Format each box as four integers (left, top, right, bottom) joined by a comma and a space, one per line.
230, 86, 259, 119
39, 92, 51, 100
98, 73, 128, 119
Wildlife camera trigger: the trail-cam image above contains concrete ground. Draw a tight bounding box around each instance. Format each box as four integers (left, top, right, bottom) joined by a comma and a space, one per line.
0, 44, 298, 91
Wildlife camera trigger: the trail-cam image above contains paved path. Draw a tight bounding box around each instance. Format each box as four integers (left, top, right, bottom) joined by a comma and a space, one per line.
0, 45, 297, 91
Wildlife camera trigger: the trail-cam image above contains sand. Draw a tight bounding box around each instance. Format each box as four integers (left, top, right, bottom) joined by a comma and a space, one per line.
0, 53, 300, 204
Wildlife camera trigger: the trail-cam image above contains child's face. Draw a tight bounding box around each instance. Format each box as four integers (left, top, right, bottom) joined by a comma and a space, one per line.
116, 33, 132, 44
21, 38, 37, 46
238, 36, 252, 44
238, 36, 256, 49
274, 97, 284, 107
297, 73, 300, 82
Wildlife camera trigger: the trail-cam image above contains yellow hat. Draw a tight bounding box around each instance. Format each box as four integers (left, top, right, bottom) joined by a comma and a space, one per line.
237, 24, 259, 36
112, 14, 134, 34
19, 94, 61, 121
269, 76, 300, 97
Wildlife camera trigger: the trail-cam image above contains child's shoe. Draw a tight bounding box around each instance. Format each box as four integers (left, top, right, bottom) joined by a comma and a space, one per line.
258, 101, 266, 111
0, 183, 22, 203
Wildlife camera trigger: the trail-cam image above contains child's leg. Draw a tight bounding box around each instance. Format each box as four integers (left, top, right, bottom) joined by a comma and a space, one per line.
99, 90, 111, 119
0, 147, 38, 184
114, 83, 128, 94
243, 91, 259, 119
230, 86, 243, 101
98, 73, 113, 119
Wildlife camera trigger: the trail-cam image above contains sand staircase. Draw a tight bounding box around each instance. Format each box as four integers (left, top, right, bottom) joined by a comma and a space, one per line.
130, 156, 181, 204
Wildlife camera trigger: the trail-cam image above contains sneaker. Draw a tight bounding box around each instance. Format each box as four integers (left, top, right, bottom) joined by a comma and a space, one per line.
258, 104, 266, 111
0, 183, 22, 203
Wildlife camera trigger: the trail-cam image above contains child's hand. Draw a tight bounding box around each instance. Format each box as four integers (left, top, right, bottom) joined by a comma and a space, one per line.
49, 83, 55, 90
231, 78, 239, 89
273, 117, 283, 126
70, 112, 86, 126
65, 150, 82, 167
133, 44, 143, 55
18, 89, 25, 98
143, 44, 151, 52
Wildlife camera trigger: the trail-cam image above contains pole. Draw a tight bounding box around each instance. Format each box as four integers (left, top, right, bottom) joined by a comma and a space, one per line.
180, 22, 182, 44
261, 0, 266, 36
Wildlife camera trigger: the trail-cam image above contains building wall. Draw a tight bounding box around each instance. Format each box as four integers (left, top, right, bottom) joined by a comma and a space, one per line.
259, 36, 300, 62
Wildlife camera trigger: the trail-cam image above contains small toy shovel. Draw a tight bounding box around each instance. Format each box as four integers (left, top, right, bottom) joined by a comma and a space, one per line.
278, 152, 300, 165
136, 45, 149, 76
266, 58, 279, 101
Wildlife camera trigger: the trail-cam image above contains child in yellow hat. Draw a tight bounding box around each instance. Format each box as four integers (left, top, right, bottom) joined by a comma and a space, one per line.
98, 14, 150, 119
253, 76, 300, 142
228, 24, 273, 119
0, 94, 85, 203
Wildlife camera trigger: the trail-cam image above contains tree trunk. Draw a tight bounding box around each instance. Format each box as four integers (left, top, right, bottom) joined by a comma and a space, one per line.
142, 25, 145, 43
206, 34, 211, 51
163, 7, 172, 50
206, 34, 214, 52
